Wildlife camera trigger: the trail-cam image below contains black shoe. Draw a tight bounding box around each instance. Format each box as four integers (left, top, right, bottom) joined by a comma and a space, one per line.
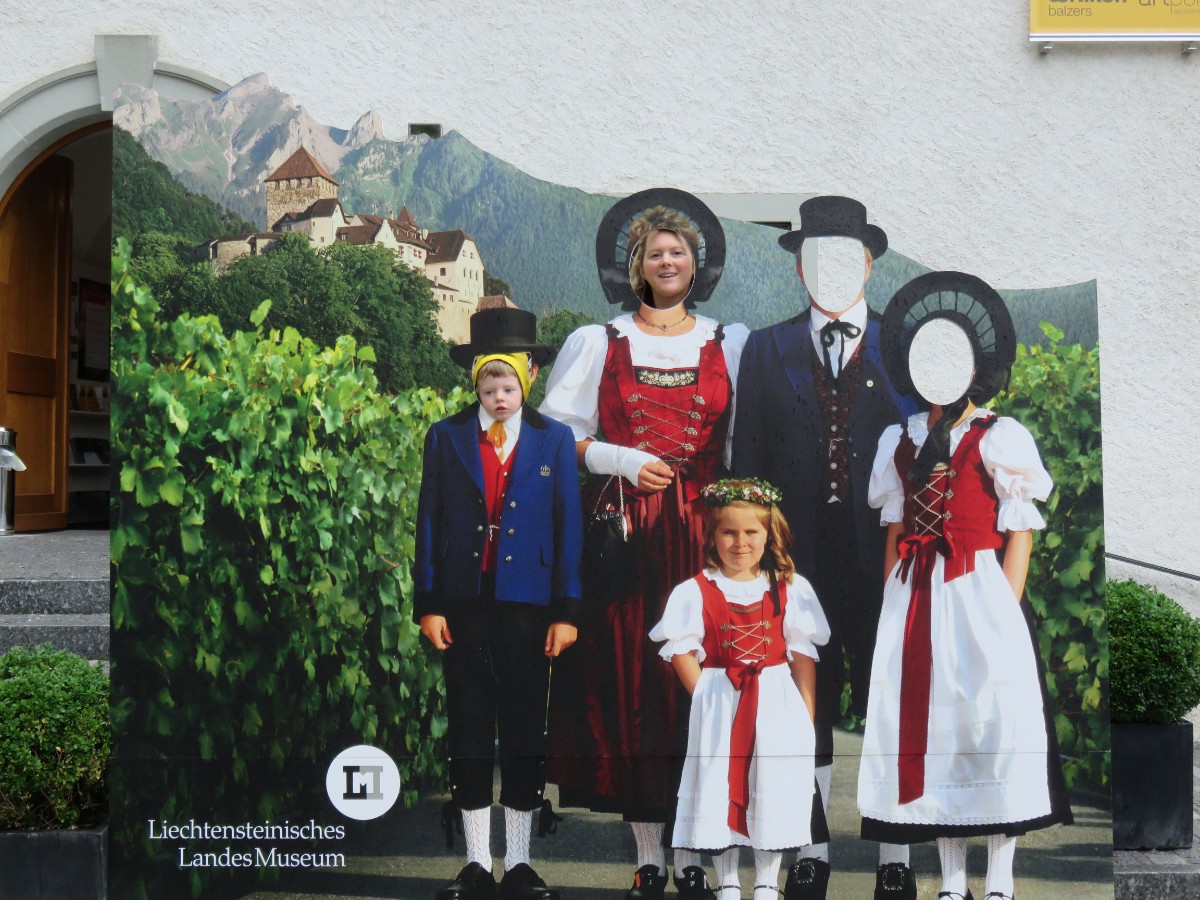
499, 863, 559, 900
984, 894, 1014, 900
627, 864, 668, 900
936, 892, 974, 900
437, 862, 497, 900
782, 858, 829, 900
874, 863, 916, 900
674, 865, 717, 900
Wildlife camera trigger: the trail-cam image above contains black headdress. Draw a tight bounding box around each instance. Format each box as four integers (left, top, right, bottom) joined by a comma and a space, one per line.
881, 271, 1017, 484
595, 188, 725, 310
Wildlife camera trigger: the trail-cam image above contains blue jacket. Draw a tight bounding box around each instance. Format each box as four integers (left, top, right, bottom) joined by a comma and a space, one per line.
732, 309, 917, 578
412, 402, 584, 623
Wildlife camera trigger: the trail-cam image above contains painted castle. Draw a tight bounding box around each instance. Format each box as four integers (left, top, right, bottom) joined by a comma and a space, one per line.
201, 147, 510, 342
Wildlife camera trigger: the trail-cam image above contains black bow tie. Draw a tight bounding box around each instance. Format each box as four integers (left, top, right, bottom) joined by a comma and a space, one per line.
819, 319, 862, 377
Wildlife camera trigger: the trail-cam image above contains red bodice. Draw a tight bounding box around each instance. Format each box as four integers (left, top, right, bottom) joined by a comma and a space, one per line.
697, 575, 788, 668
596, 324, 732, 502
893, 415, 1004, 582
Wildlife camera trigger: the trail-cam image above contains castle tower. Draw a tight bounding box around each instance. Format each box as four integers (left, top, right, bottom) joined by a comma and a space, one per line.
264, 147, 338, 231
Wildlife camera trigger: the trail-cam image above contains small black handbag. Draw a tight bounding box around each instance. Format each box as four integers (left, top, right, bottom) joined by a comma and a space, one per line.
582, 475, 635, 594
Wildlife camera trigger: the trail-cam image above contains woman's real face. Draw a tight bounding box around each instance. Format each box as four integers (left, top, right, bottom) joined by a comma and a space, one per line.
714, 505, 767, 580
640, 230, 695, 307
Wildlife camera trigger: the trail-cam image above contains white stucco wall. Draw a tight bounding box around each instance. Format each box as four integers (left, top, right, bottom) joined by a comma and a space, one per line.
2, 1, 1197, 602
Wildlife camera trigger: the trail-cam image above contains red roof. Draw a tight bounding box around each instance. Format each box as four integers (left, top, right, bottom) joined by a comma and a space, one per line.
266, 147, 338, 185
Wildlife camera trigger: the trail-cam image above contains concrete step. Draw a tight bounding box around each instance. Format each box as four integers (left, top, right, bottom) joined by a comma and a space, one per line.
0, 613, 109, 660
0, 578, 107, 613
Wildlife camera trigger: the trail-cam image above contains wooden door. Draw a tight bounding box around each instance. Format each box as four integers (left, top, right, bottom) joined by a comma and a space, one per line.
0, 155, 72, 531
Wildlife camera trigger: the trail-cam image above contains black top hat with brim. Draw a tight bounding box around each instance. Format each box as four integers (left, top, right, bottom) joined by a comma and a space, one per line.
778, 195, 888, 259
449, 308, 557, 369
881, 270, 1017, 405
596, 187, 725, 310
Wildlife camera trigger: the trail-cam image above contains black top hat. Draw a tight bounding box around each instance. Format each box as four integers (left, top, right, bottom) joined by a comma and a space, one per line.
449, 308, 557, 369
595, 188, 725, 310
881, 270, 1017, 406
778, 195, 888, 259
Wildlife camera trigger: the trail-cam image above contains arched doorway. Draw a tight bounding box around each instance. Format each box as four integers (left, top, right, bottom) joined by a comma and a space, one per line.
0, 38, 226, 530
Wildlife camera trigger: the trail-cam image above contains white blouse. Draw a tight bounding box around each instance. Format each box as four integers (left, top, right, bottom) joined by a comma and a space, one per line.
649, 569, 831, 665
868, 409, 1053, 532
538, 314, 750, 466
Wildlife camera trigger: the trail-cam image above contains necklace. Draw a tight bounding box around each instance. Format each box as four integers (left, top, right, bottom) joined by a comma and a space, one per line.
635, 307, 691, 332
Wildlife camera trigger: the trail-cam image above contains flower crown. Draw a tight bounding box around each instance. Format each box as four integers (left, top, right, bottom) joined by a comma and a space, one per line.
701, 478, 783, 508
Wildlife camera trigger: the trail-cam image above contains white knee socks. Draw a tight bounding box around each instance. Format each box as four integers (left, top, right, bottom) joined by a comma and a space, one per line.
753, 849, 782, 899
631, 821, 666, 875
713, 846, 741, 900
985, 834, 1017, 899
937, 836, 968, 897
878, 842, 910, 866
674, 848, 701, 879
503, 807, 532, 872
462, 807, 491, 869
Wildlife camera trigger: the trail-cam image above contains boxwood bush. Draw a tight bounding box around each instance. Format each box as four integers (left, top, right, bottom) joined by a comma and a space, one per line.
0, 644, 109, 829
1109, 579, 1200, 724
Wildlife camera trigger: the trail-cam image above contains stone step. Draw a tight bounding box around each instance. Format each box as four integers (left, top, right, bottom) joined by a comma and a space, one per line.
0, 578, 108, 614
0, 613, 109, 660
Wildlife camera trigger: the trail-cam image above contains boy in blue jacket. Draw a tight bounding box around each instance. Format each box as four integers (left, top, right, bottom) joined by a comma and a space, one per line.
414, 307, 583, 900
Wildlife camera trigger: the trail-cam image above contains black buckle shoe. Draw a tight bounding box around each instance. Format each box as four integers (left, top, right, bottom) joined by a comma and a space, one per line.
674, 865, 717, 900
437, 862, 497, 900
499, 863, 559, 900
627, 864, 668, 900
936, 892, 974, 900
983, 893, 1014, 900
782, 858, 829, 900
874, 863, 916, 900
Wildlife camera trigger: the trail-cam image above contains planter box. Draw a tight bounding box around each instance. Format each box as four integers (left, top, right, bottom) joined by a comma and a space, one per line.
1112, 721, 1194, 850
0, 822, 107, 900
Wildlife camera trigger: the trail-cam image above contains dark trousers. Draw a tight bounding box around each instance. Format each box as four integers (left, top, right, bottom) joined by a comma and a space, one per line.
808, 501, 884, 765
443, 577, 552, 812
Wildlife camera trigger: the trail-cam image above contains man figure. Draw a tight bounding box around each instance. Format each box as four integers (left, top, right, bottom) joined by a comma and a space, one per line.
732, 196, 918, 900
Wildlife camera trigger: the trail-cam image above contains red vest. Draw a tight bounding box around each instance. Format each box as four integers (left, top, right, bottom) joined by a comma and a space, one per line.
596, 324, 732, 503
893, 415, 1004, 582
478, 429, 517, 573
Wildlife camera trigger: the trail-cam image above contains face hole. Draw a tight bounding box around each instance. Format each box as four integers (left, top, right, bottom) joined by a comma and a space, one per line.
908, 318, 975, 406
805, 237, 869, 314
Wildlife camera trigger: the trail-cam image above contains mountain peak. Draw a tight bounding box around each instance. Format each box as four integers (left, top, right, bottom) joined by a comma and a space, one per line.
348, 110, 384, 147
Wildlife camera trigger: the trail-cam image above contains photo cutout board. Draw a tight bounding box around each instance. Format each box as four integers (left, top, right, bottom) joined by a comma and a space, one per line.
109, 74, 1108, 899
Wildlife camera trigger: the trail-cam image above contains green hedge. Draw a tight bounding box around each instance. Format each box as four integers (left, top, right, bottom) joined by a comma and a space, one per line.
0, 645, 109, 829
993, 322, 1107, 790
110, 239, 467, 895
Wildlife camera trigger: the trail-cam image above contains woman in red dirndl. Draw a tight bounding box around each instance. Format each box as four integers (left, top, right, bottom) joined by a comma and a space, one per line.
539, 189, 748, 899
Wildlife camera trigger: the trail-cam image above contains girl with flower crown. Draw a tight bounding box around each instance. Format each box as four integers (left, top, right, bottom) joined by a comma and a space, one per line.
649, 478, 830, 900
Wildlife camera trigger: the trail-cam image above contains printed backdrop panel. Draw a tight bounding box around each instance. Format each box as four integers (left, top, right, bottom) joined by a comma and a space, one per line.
109, 73, 1110, 899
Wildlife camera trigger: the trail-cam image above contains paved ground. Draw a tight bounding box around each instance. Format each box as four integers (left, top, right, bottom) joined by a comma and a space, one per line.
242, 730, 1114, 900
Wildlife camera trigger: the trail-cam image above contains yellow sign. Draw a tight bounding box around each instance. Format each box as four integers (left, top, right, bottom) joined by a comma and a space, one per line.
1031, 0, 1200, 39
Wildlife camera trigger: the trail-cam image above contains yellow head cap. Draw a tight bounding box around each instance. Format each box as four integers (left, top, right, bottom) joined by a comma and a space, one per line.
472, 352, 533, 399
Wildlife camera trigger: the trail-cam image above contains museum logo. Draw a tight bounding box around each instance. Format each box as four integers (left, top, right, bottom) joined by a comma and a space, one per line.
325, 745, 402, 820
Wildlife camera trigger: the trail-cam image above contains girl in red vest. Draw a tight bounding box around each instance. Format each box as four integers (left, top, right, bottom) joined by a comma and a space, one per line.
857, 273, 1072, 900
651, 478, 830, 900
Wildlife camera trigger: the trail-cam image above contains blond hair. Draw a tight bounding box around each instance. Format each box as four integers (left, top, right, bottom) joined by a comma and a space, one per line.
627, 206, 701, 304
474, 359, 519, 382
702, 500, 796, 583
